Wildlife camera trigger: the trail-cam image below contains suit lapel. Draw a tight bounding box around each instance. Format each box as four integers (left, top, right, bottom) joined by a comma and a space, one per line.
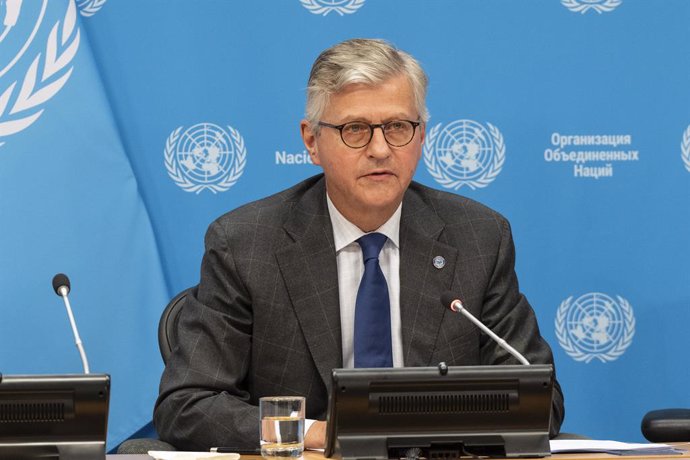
275, 178, 342, 388
399, 187, 458, 366
274, 179, 461, 379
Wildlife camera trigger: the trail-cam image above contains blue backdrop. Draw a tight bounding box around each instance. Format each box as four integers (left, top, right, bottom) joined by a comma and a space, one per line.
1, 0, 688, 450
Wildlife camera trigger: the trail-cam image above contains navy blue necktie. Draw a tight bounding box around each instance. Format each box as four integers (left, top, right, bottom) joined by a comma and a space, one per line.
354, 232, 393, 368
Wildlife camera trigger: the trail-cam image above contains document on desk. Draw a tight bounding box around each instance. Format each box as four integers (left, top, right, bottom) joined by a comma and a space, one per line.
148, 451, 240, 460
550, 440, 685, 456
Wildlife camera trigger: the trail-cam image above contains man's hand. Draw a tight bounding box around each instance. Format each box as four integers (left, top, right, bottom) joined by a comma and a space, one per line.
304, 420, 327, 449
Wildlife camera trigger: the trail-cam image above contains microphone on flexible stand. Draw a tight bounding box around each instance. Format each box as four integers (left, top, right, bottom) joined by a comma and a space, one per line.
440, 291, 530, 365
52, 273, 91, 374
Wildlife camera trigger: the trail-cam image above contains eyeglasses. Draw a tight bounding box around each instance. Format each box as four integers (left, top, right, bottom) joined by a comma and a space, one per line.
317, 119, 421, 149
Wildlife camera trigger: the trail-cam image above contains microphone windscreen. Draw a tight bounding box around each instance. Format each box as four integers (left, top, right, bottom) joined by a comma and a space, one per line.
52, 273, 71, 296
441, 291, 457, 310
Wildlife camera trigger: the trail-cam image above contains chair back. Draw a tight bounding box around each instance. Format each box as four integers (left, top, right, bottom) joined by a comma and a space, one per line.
116, 288, 190, 454
642, 409, 690, 442
158, 289, 189, 364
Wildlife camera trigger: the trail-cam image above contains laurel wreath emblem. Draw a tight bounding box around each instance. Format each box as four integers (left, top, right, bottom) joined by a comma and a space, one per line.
555, 294, 635, 363
0, 0, 80, 147
164, 125, 247, 194
77, 0, 108, 17
681, 125, 690, 173
561, 0, 622, 14
423, 121, 505, 190
300, 0, 366, 16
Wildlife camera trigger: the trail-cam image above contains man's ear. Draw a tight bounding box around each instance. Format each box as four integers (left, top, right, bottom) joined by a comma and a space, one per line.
300, 119, 321, 166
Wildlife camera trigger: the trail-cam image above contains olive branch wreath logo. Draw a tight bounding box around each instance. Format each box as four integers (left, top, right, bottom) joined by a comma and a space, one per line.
423, 121, 505, 190
300, 0, 366, 16
77, 0, 108, 17
0, 0, 80, 147
681, 125, 690, 173
164, 125, 247, 194
555, 294, 635, 363
561, 0, 622, 14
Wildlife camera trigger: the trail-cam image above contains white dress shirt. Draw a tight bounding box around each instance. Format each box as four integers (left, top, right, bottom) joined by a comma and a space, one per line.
305, 196, 405, 436
326, 195, 404, 368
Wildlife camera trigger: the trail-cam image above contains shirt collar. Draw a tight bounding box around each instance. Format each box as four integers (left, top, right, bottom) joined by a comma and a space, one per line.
326, 193, 401, 253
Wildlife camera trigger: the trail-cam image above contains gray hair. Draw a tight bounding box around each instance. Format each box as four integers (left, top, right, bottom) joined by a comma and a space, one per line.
305, 38, 429, 129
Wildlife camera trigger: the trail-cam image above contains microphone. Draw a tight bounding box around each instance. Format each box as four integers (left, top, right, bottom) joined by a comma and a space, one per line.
52, 273, 90, 374
441, 291, 530, 365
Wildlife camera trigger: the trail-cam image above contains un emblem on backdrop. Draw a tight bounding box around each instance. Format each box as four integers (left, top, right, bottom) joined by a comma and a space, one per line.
423, 119, 505, 190
164, 123, 247, 194
561, 0, 622, 14
300, 0, 365, 16
681, 125, 690, 173
76, 0, 108, 17
555, 292, 635, 363
0, 0, 79, 147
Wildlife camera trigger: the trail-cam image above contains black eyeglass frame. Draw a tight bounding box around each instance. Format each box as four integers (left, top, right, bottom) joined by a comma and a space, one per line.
317, 120, 422, 148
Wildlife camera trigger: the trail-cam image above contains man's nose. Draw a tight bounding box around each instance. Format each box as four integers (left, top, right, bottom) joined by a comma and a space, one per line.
366, 126, 391, 158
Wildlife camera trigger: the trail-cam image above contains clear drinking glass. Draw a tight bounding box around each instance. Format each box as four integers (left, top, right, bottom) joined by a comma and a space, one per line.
259, 396, 305, 458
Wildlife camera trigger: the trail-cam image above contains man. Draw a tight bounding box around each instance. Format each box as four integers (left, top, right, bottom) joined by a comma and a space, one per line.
154, 38, 564, 450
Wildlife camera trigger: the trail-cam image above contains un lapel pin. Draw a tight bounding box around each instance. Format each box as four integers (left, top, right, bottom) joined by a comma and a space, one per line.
433, 256, 445, 269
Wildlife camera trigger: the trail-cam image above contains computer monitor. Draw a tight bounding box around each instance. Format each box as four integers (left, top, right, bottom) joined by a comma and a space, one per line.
325, 364, 554, 459
0, 373, 110, 460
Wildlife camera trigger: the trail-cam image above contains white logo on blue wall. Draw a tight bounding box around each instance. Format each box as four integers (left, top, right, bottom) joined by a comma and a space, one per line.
561, 0, 622, 14
76, 0, 108, 17
555, 293, 635, 363
300, 0, 365, 16
681, 125, 690, 173
423, 119, 505, 190
165, 123, 247, 194
0, 0, 24, 42
0, 0, 79, 147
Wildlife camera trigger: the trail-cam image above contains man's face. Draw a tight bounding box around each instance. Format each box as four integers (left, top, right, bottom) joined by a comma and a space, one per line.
301, 74, 424, 231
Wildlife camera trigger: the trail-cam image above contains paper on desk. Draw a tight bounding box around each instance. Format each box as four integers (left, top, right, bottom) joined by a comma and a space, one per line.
148, 451, 240, 460
550, 439, 678, 454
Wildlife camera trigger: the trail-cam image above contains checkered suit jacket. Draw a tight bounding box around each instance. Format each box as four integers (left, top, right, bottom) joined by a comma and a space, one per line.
154, 174, 564, 450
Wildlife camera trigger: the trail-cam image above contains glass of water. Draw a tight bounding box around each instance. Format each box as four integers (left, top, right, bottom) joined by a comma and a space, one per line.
259, 396, 305, 458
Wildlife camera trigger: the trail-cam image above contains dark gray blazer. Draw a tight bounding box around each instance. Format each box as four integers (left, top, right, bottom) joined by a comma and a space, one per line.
154, 174, 564, 450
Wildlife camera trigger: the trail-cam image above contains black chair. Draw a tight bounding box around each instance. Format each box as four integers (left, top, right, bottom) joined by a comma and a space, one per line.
115, 289, 190, 454
157, 288, 189, 364
642, 409, 690, 442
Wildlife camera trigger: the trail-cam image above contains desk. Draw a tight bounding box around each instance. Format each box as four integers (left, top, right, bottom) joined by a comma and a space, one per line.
108, 443, 690, 459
